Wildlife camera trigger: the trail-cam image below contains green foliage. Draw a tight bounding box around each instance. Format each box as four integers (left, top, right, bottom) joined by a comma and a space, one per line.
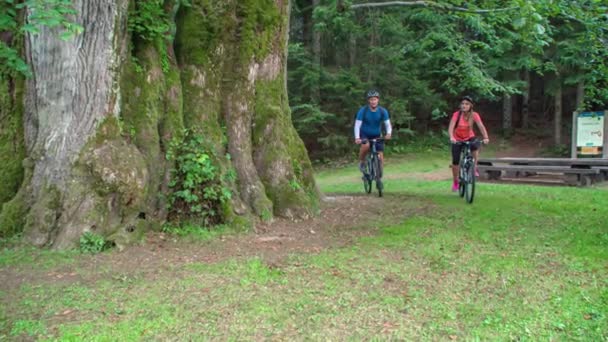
128, 0, 170, 42
289, 178, 302, 191
431, 108, 448, 121
79, 232, 112, 254
0, 0, 83, 76
539, 143, 569, 158
19, 0, 83, 37
385, 130, 450, 155
289, 0, 608, 156
128, 0, 173, 73
260, 208, 272, 222
160, 223, 232, 241
287, 42, 363, 156
166, 130, 231, 226
0, 195, 27, 239
0, 43, 29, 76
388, 99, 414, 131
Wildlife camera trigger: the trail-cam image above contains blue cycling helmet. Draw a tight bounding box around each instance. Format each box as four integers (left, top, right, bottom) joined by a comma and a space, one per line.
366, 89, 380, 98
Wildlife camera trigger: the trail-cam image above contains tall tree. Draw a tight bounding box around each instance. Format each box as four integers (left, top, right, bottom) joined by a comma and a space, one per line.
288, 0, 608, 155
0, 0, 319, 248
311, 0, 321, 103
502, 94, 513, 132
554, 82, 563, 145
521, 69, 530, 129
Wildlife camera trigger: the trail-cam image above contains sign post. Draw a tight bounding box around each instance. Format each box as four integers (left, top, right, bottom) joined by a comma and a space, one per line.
571, 111, 608, 158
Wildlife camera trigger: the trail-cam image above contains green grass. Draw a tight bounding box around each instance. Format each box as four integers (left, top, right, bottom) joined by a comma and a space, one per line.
1, 151, 606, 340
0, 246, 79, 268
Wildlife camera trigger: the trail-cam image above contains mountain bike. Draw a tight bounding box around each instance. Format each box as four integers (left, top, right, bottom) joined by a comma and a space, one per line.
361, 138, 384, 197
454, 139, 479, 204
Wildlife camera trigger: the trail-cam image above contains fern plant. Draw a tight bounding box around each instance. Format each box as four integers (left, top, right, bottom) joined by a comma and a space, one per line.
166, 130, 231, 226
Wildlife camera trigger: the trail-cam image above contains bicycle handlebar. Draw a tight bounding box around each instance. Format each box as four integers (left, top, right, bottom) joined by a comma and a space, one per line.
361, 138, 385, 144
451, 138, 482, 146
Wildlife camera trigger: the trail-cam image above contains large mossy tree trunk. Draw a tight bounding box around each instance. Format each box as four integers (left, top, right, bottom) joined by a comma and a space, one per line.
0, 0, 319, 249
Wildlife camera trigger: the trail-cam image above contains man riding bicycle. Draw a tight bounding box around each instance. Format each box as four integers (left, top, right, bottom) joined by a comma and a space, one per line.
448, 95, 490, 192
354, 89, 392, 174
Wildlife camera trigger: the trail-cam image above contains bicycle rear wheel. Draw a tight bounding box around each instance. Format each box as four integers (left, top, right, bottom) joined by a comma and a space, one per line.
375, 159, 383, 197
465, 164, 475, 203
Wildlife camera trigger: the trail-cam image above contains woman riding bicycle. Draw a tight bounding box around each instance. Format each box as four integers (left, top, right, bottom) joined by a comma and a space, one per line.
354, 90, 392, 174
448, 95, 490, 192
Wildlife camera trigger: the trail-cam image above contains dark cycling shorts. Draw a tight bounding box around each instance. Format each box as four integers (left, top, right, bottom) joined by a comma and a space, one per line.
451, 138, 480, 165
361, 134, 384, 152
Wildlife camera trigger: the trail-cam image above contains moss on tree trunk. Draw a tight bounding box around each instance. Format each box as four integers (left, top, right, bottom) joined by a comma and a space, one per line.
0, 68, 26, 238
1, 0, 319, 248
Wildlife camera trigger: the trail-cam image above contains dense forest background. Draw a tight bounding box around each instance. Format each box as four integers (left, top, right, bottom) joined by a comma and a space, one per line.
286, 0, 608, 159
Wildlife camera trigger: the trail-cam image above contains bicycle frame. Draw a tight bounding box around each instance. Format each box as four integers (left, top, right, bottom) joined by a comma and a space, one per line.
363, 139, 383, 179
459, 143, 474, 179
454, 139, 478, 203
361, 138, 384, 197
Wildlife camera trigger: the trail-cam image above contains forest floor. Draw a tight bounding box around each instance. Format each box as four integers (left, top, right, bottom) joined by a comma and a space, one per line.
2, 137, 606, 340
1, 136, 545, 291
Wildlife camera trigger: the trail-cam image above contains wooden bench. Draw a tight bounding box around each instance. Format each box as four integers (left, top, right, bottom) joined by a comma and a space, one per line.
477, 158, 608, 186
478, 157, 608, 167
591, 166, 608, 180
478, 165, 599, 174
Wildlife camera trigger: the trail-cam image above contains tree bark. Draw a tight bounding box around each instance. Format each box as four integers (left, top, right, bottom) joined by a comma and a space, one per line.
311, 0, 321, 103
576, 80, 584, 111
502, 93, 512, 132
367, 14, 378, 83
350, 1, 518, 13
19, 0, 134, 248
300, 0, 313, 46
554, 83, 562, 146
521, 69, 530, 129
1, 0, 319, 249
349, 34, 356, 67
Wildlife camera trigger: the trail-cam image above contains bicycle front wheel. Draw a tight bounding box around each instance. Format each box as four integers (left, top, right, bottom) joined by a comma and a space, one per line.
373, 157, 383, 197
363, 174, 372, 193
458, 165, 466, 197
363, 159, 372, 194
465, 164, 475, 203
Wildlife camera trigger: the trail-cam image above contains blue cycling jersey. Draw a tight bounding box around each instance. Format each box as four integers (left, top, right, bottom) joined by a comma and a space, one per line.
355, 106, 389, 137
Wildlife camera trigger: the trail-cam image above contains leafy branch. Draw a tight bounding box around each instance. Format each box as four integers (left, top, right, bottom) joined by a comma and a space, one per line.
347, 1, 518, 13
1, 0, 83, 76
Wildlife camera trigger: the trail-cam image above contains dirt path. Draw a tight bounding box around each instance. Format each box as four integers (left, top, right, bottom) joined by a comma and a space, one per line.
0, 137, 547, 292
0, 194, 434, 292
